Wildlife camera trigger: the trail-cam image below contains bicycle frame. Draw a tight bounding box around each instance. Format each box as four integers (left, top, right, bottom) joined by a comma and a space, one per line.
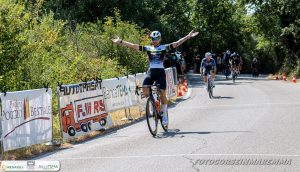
148, 85, 161, 114
231, 65, 238, 83
224, 64, 231, 79
140, 84, 168, 136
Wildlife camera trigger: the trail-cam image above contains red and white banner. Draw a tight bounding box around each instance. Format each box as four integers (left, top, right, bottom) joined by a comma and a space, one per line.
58, 81, 112, 139
0, 88, 52, 151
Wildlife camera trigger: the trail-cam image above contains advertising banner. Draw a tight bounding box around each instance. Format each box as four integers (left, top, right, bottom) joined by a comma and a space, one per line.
134, 73, 147, 111
172, 67, 178, 85
102, 77, 133, 112
58, 81, 112, 139
0, 88, 52, 151
165, 68, 176, 98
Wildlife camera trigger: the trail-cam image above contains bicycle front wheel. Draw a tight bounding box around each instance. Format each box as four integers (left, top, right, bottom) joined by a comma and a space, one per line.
232, 73, 236, 84
208, 85, 213, 99
208, 79, 213, 99
146, 97, 158, 136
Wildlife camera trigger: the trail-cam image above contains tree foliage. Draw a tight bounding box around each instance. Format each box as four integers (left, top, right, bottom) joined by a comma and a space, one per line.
1, 0, 300, 93
0, 1, 147, 93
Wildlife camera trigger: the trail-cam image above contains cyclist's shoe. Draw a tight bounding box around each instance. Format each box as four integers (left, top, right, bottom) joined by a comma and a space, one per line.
162, 113, 168, 126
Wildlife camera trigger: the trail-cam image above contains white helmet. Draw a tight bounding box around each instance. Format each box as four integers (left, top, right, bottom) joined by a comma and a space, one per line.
205, 52, 212, 58
150, 31, 161, 38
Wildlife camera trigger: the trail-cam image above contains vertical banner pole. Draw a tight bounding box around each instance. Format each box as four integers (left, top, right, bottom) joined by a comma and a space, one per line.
128, 108, 132, 120
124, 108, 127, 119
57, 87, 64, 143
50, 89, 54, 144
0, 97, 4, 159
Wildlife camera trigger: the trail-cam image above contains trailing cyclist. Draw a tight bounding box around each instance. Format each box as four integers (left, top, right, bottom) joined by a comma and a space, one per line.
252, 57, 259, 77
111, 30, 199, 126
223, 50, 231, 78
229, 52, 240, 77
200, 52, 217, 90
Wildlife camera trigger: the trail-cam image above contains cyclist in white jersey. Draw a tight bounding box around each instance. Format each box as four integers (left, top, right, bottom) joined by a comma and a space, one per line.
111, 30, 198, 125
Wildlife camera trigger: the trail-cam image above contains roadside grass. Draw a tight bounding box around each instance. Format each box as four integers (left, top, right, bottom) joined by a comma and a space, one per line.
267, 74, 276, 80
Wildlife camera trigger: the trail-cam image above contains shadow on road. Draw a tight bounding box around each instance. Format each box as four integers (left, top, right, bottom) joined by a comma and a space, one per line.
215, 81, 253, 85
156, 129, 251, 138
213, 96, 234, 99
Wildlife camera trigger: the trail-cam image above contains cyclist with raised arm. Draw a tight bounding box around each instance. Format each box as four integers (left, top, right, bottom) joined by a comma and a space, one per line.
111, 30, 198, 125
200, 52, 217, 90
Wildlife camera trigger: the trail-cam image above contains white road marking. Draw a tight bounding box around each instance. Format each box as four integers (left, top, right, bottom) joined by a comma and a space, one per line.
45, 153, 300, 160
175, 102, 300, 109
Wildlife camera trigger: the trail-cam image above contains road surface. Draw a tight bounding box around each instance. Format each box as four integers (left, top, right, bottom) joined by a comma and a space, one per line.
34, 74, 300, 172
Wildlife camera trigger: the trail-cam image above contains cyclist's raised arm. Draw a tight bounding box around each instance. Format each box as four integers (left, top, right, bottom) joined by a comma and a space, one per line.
111, 36, 139, 51
170, 30, 199, 49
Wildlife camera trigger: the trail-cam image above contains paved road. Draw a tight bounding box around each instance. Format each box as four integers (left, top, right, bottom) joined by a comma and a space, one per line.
35, 74, 300, 172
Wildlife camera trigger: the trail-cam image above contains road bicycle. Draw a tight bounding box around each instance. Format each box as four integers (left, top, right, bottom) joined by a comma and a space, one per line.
231, 65, 238, 84
224, 64, 231, 80
140, 84, 168, 136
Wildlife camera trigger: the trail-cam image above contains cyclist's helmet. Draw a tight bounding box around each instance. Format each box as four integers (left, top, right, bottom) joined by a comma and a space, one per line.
226, 50, 231, 54
150, 31, 161, 39
205, 52, 212, 58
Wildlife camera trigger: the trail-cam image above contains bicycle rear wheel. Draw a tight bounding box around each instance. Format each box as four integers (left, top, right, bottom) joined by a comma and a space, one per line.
208, 78, 213, 99
160, 109, 169, 131
146, 97, 158, 136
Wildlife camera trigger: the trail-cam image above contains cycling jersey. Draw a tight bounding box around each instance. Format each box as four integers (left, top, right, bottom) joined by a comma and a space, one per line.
201, 58, 216, 76
223, 52, 231, 65
139, 44, 174, 90
139, 44, 173, 68
230, 54, 240, 66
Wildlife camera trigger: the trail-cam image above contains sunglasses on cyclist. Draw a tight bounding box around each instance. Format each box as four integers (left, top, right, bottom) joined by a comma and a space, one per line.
151, 37, 161, 41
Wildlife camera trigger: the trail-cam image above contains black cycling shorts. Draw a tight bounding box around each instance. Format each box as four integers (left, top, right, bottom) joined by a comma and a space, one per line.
143, 68, 167, 90
202, 66, 214, 76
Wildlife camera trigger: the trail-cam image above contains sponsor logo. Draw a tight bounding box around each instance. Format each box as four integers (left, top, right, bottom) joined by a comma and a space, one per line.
0, 161, 60, 171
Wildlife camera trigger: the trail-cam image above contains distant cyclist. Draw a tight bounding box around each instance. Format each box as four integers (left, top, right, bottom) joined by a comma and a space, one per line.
111, 30, 199, 125
252, 57, 259, 77
200, 52, 217, 90
223, 50, 231, 78
229, 52, 240, 76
